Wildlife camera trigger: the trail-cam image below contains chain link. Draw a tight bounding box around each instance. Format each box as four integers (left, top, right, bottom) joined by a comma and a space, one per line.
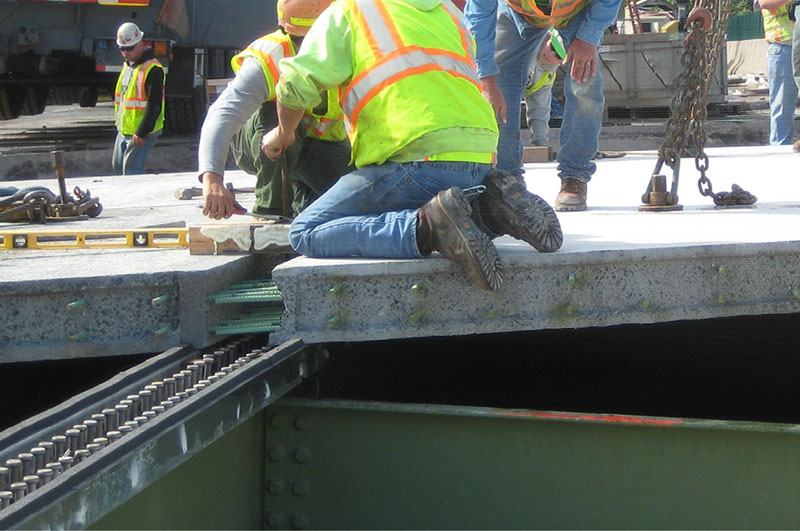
657, 0, 756, 207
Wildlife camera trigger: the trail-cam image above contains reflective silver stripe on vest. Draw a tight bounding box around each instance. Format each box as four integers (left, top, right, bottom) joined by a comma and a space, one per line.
343, 49, 479, 117
441, 0, 477, 64
355, 0, 397, 57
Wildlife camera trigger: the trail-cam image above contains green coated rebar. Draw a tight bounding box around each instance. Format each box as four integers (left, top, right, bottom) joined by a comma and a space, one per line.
209, 317, 283, 335
207, 286, 282, 304
66, 300, 85, 311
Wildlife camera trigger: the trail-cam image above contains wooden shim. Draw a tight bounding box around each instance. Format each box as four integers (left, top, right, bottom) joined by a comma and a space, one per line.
522, 146, 553, 163
188, 222, 291, 255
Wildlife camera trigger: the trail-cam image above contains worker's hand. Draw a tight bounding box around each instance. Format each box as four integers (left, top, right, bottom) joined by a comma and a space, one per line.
201, 172, 236, 220
565, 37, 598, 83
262, 127, 295, 161
132, 134, 146, 148
481, 75, 507, 125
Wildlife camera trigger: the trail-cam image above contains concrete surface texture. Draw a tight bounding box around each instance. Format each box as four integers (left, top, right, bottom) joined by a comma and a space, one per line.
271, 145, 800, 344
2, 142, 799, 361
0, 170, 272, 363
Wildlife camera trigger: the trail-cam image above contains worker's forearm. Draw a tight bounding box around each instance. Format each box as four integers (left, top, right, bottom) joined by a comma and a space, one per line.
464, 0, 500, 78
276, 102, 306, 136
197, 59, 271, 178
575, 0, 622, 46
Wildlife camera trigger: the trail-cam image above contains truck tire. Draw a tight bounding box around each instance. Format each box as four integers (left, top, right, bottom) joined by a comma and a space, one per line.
20, 86, 48, 116
0, 87, 22, 120
48, 86, 78, 106
79, 87, 98, 108
165, 86, 206, 134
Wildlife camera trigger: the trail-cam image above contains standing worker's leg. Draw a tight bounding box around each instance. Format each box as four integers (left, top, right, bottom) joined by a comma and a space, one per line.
121, 131, 161, 175
230, 102, 305, 216
111, 133, 127, 175
495, 14, 544, 175
552, 10, 604, 211
767, 43, 798, 145
525, 83, 554, 146
794, 5, 800, 91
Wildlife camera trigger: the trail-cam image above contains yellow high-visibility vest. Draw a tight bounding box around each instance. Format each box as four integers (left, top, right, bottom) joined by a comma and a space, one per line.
232, 31, 346, 142
506, 0, 591, 28
114, 58, 165, 136
762, 3, 794, 43
339, 0, 498, 167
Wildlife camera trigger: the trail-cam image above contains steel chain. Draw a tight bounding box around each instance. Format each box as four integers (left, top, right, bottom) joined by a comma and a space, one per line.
658, 0, 756, 207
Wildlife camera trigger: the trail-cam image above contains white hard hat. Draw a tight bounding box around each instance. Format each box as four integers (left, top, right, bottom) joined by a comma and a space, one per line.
116, 22, 144, 47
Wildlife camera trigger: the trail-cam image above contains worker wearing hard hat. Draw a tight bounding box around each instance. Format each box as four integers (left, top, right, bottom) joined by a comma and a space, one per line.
200, 0, 352, 220
524, 28, 567, 148
262, 0, 563, 290
112, 22, 165, 175
464, 0, 621, 212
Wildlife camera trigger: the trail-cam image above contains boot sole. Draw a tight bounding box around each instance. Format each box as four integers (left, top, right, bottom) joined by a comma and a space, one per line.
484, 171, 563, 252
554, 202, 586, 212
434, 188, 503, 291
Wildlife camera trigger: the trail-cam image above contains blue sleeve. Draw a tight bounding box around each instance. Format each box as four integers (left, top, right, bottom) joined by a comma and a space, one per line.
464, 0, 500, 78
574, 0, 622, 46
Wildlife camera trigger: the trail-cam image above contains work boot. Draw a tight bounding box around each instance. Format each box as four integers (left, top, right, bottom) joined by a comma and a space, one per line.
555, 177, 587, 212
477, 169, 563, 253
793, 140, 800, 153
417, 187, 503, 291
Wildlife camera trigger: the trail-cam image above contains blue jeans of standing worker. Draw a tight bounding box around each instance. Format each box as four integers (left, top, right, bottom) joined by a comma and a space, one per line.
793, 5, 800, 93
289, 161, 491, 259
111, 130, 161, 175
767, 42, 798, 145
495, 6, 604, 182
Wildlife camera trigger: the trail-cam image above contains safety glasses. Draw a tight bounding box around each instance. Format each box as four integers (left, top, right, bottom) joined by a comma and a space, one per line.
119, 44, 136, 52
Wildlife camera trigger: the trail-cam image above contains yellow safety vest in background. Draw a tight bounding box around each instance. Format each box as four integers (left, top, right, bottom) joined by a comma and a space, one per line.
506, 0, 590, 28
114, 59, 165, 136
762, 3, 794, 43
339, 0, 498, 167
525, 70, 557, 97
232, 31, 346, 142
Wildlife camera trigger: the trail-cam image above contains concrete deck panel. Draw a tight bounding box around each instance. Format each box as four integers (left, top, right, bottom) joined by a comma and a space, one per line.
0, 171, 270, 363
271, 146, 800, 344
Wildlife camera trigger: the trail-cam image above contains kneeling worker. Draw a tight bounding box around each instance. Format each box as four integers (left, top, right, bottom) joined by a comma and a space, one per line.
263, 0, 563, 290
200, 0, 351, 220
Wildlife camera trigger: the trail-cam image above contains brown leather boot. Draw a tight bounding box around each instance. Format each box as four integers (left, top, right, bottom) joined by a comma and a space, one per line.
555, 178, 587, 212
477, 169, 563, 252
417, 187, 502, 291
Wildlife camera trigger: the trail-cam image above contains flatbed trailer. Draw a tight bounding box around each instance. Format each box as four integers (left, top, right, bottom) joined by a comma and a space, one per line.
0, 0, 276, 132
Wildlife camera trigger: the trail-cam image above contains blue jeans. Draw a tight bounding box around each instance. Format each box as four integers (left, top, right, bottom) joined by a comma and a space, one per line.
111, 130, 161, 175
495, 7, 604, 182
289, 161, 491, 259
767, 42, 798, 145
793, 5, 800, 92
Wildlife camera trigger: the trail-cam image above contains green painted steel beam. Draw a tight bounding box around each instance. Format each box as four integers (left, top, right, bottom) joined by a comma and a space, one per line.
92, 415, 267, 530
264, 399, 800, 529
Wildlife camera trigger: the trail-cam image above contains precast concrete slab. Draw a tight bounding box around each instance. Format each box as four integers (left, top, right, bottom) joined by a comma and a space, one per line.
271, 145, 800, 345
0, 170, 278, 363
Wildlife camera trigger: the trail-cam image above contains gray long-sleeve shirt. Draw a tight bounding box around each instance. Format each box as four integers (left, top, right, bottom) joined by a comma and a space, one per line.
197, 57, 270, 178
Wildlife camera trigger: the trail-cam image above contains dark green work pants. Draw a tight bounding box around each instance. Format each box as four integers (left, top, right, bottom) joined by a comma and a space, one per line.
230, 101, 353, 217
